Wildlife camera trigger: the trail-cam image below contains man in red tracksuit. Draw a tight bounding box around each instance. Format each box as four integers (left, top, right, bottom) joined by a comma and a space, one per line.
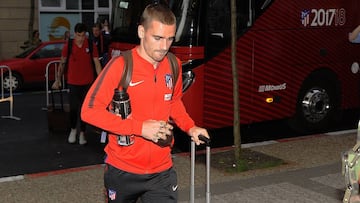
81, 3, 209, 203
53, 23, 102, 145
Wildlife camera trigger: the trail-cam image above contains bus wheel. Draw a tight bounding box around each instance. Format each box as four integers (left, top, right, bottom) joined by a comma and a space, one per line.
289, 74, 340, 133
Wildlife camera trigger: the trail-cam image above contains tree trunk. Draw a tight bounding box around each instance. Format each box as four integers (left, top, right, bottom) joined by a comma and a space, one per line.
230, 0, 241, 161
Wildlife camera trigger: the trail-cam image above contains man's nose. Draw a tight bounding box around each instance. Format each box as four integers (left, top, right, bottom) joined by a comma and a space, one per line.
160, 38, 171, 50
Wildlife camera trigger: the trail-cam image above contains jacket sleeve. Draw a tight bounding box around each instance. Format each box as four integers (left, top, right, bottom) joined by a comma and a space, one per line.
169, 59, 195, 132
81, 56, 143, 136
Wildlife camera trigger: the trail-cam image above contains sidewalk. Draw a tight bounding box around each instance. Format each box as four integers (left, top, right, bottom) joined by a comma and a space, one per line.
0, 130, 355, 202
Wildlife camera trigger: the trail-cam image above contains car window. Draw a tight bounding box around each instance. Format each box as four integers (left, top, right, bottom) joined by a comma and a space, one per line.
16, 46, 38, 58
35, 43, 64, 59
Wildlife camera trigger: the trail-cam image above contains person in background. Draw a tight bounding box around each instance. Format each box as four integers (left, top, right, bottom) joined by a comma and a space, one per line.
30, 30, 42, 46
102, 19, 111, 33
52, 23, 102, 145
63, 30, 70, 40
21, 30, 42, 49
349, 25, 360, 43
91, 21, 111, 67
81, 3, 210, 203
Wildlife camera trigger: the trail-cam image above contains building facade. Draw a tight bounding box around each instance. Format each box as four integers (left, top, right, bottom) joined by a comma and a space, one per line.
0, 0, 110, 60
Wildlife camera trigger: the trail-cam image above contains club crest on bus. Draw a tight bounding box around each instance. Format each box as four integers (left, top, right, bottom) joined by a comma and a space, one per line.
301, 8, 346, 27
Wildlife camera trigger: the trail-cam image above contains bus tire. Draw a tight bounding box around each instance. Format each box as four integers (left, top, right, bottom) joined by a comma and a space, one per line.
288, 71, 341, 133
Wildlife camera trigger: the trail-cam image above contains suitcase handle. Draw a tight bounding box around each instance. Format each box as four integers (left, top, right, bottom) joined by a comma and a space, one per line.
190, 134, 211, 203
199, 134, 210, 146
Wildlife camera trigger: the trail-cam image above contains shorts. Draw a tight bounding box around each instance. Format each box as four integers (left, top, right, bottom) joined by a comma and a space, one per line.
104, 164, 178, 203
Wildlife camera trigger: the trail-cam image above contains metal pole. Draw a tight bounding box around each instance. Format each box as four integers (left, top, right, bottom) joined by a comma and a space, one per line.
206, 145, 211, 203
190, 141, 195, 203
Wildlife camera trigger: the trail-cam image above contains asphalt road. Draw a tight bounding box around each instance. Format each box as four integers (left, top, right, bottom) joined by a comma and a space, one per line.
0, 91, 105, 178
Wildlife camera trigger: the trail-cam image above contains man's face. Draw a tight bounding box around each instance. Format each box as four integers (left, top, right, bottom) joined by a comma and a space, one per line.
92, 27, 101, 38
74, 31, 86, 44
138, 20, 176, 63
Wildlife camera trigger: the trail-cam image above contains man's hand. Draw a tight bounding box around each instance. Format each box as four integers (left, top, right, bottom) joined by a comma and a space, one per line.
188, 126, 210, 145
51, 80, 62, 89
103, 20, 110, 33
141, 120, 173, 143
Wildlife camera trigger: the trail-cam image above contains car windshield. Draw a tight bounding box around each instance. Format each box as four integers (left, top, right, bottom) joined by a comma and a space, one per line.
16, 45, 40, 58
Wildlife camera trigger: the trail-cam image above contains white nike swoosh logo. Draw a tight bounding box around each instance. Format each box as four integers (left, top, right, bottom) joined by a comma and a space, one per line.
172, 185, 178, 191
129, 80, 144, 87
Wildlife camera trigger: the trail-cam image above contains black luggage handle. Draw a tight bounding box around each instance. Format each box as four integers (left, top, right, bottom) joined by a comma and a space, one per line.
198, 135, 210, 146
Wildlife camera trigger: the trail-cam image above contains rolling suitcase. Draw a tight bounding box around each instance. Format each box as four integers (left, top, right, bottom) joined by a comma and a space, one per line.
190, 135, 211, 203
342, 120, 360, 203
47, 89, 70, 133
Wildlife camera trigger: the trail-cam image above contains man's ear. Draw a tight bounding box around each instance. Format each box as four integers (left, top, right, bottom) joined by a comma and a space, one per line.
138, 25, 145, 39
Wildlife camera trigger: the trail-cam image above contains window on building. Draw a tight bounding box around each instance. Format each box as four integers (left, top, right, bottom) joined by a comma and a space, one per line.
98, 0, 109, 8
41, 0, 61, 7
82, 0, 94, 10
40, 0, 110, 41
82, 12, 95, 28
66, 0, 78, 9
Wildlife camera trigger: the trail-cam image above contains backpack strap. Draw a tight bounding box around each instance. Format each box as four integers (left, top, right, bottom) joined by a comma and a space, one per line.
87, 38, 98, 77
100, 34, 104, 54
167, 52, 179, 88
118, 50, 133, 91
88, 38, 93, 59
64, 38, 73, 72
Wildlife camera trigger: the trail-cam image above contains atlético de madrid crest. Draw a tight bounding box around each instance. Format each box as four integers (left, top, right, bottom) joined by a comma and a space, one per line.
165, 74, 173, 90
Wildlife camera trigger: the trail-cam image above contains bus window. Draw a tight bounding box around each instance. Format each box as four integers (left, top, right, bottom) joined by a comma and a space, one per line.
204, 0, 274, 60
237, 0, 251, 32
205, 0, 231, 59
254, 0, 274, 18
205, 0, 251, 59
111, 0, 201, 46
171, 0, 201, 46
111, 0, 152, 43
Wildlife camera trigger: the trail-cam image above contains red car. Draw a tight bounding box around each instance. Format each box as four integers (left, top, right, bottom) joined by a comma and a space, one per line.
0, 40, 65, 91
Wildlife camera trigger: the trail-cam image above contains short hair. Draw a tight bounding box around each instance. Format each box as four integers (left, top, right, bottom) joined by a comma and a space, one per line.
92, 22, 102, 29
139, 3, 176, 29
32, 30, 39, 37
74, 23, 87, 33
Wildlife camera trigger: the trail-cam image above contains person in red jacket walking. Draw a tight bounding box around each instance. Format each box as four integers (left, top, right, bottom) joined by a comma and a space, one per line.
81, 3, 209, 203
53, 23, 102, 145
